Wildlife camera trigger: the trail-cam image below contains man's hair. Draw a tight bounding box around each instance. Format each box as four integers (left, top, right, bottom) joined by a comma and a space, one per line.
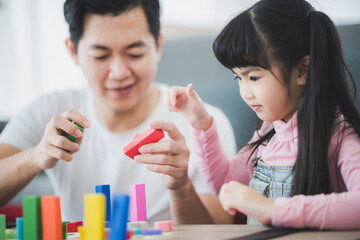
64, 0, 160, 50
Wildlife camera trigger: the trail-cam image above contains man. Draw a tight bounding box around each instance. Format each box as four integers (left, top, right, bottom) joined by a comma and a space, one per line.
0, 0, 236, 223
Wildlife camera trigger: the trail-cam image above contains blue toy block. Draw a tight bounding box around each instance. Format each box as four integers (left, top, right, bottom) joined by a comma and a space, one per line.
109, 194, 129, 240
16, 217, 24, 240
95, 184, 111, 222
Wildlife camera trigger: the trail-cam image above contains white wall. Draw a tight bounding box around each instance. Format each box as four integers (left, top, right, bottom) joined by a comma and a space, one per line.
0, 0, 359, 120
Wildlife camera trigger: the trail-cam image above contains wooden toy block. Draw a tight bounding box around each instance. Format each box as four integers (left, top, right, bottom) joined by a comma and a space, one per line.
84, 194, 105, 240
127, 221, 148, 229
95, 184, 111, 221
142, 228, 162, 235
109, 194, 129, 240
62, 221, 69, 239
41, 196, 62, 240
16, 217, 24, 240
78, 226, 86, 239
154, 220, 173, 232
23, 196, 42, 240
0, 214, 5, 240
105, 221, 111, 228
129, 184, 147, 222
66, 221, 82, 233
6, 229, 17, 239
123, 128, 164, 159
126, 230, 134, 239
68, 122, 83, 142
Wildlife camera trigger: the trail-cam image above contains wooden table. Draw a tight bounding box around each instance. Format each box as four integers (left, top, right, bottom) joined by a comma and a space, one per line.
14, 224, 360, 239
153, 225, 360, 240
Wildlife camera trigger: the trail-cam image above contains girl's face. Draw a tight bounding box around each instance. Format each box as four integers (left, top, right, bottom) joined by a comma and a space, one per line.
233, 65, 304, 123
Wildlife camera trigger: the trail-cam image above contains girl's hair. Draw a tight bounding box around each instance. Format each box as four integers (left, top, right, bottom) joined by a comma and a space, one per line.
213, 0, 360, 196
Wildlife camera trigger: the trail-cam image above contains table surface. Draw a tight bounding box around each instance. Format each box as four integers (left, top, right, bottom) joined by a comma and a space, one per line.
64, 224, 360, 240
6, 224, 360, 240
166, 225, 360, 240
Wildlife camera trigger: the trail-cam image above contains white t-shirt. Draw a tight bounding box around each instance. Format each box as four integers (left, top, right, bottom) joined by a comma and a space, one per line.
0, 83, 236, 222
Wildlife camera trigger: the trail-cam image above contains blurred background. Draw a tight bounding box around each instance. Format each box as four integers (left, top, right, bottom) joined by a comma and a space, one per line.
0, 0, 359, 121
0, 0, 360, 223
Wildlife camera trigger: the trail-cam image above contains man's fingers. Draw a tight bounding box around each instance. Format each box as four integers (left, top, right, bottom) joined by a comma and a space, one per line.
49, 134, 80, 152
51, 116, 83, 139
133, 132, 141, 140
145, 164, 184, 178
134, 153, 179, 168
47, 144, 74, 162
149, 120, 183, 141
138, 140, 182, 155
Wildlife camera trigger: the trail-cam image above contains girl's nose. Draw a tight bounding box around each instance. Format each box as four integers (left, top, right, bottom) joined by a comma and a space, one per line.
239, 82, 254, 100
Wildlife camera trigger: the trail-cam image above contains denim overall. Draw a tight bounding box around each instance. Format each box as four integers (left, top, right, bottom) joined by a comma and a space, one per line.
247, 117, 345, 225
247, 156, 293, 225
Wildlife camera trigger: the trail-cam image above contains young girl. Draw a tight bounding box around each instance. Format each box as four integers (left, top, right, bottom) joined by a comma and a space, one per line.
167, 0, 360, 229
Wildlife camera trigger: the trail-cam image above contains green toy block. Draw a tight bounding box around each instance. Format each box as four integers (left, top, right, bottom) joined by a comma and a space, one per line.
6, 229, 17, 239
0, 214, 5, 240
62, 221, 69, 240
68, 123, 83, 142
23, 196, 42, 240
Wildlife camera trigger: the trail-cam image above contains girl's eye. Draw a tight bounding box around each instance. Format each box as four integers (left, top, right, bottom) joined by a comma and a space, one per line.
233, 76, 241, 81
250, 76, 260, 81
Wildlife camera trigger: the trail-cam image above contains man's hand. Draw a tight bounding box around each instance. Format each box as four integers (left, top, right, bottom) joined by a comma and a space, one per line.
219, 181, 275, 225
134, 120, 190, 190
167, 83, 212, 131
33, 109, 90, 170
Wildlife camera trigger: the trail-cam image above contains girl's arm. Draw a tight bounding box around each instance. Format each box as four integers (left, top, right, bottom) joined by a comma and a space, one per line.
272, 127, 360, 229
167, 84, 261, 195
191, 120, 254, 195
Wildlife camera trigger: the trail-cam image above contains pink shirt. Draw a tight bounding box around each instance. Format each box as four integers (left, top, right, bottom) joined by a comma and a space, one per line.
191, 113, 360, 229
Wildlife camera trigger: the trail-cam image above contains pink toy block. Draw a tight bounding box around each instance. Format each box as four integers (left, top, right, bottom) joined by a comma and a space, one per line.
129, 184, 147, 222
154, 220, 173, 232
124, 128, 164, 159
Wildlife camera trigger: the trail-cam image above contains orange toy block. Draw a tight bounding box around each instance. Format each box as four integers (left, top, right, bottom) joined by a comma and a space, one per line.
41, 196, 62, 240
124, 128, 164, 159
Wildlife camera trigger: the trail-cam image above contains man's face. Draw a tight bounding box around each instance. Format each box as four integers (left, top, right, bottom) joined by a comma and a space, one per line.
73, 7, 162, 113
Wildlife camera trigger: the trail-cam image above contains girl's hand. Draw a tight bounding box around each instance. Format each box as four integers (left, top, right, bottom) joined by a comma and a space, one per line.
134, 120, 190, 190
219, 181, 275, 225
167, 83, 212, 131
33, 109, 90, 170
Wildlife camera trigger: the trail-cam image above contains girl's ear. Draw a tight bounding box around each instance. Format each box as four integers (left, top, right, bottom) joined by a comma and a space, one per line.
297, 55, 310, 85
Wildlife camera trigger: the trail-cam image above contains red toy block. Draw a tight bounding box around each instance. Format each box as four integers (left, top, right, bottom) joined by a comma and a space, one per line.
124, 128, 164, 159
66, 221, 83, 232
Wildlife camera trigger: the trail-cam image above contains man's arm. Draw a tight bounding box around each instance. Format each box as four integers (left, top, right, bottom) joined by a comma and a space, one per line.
169, 178, 233, 224
0, 144, 40, 207
0, 109, 90, 207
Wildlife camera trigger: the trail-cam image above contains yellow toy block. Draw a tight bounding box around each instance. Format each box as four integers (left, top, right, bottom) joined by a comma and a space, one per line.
84, 194, 105, 240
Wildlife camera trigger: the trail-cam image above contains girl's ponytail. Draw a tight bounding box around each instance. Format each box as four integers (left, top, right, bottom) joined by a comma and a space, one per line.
295, 11, 360, 195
